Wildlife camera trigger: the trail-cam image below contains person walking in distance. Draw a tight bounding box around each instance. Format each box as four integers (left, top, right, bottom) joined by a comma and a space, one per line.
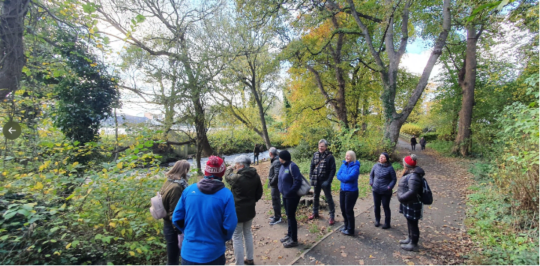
410, 136, 417, 151
420, 137, 426, 150
309, 139, 337, 225
172, 156, 238, 265
161, 160, 190, 265
277, 150, 302, 248
369, 152, 397, 229
253, 144, 260, 165
397, 154, 425, 252
224, 155, 263, 265
337, 151, 360, 236
267, 147, 283, 225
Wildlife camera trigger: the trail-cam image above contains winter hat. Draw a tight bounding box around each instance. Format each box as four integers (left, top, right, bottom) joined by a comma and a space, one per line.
381, 152, 390, 162
279, 150, 291, 162
204, 156, 226, 178
403, 154, 417, 168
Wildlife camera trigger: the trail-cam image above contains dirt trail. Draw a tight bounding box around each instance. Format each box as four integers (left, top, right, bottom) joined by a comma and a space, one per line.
293, 139, 475, 265
224, 139, 475, 265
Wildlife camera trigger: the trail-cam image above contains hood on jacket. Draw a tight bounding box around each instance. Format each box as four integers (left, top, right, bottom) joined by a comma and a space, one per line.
342, 160, 360, 167
197, 178, 225, 194
238, 167, 258, 178
412, 166, 425, 177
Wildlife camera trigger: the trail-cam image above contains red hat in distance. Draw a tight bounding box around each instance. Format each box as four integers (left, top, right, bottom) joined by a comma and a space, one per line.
204, 156, 226, 178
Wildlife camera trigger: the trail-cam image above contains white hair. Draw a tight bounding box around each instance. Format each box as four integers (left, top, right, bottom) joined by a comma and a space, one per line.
234, 155, 251, 167
269, 147, 278, 156
318, 139, 328, 146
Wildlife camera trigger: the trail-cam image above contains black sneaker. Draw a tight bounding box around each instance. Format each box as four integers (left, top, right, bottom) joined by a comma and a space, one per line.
269, 217, 282, 225
268, 216, 275, 220
382, 224, 391, 229
374, 221, 381, 227
283, 239, 299, 248
280, 236, 291, 243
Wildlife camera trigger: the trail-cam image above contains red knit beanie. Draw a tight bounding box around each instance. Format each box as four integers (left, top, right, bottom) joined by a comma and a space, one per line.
403, 154, 417, 168
204, 156, 226, 178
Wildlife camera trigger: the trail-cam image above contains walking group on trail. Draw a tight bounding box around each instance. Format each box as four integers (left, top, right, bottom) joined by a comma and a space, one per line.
152, 139, 432, 265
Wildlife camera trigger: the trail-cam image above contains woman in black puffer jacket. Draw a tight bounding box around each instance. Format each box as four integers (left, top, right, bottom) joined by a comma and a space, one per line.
369, 152, 397, 229
397, 154, 425, 252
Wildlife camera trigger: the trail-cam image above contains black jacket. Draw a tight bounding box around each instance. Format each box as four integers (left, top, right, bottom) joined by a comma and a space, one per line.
410, 137, 417, 145
369, 163, 397, 195
420, 139, 426, 145
224, 167, 263, 223
309, 151, 336, 187
397, 167, 425, 203
268, 156, 281, 187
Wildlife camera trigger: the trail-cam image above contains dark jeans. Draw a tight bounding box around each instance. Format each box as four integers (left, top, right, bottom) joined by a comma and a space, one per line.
253, 154, 259, 164
421, 144, 426, 150
339, 190, 358, 232
283, 196, 300, 242
373, 192, 392, 226
313, 183, 335, 218
181, 254, 225, 265
411, 144, 416, 150
271, 186, 281, 219
406, 218, 420, 244
163, 220, 180, 265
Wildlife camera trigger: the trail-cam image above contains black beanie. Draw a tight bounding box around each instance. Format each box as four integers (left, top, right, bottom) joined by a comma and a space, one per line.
279, 150, 291, 162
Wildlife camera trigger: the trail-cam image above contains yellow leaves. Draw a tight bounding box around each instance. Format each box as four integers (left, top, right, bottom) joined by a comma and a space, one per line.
34, 182, 44, 190
97, 44, 103, 49
90, 63, 98, 67
129, 251, 135, 256
117, 162, 123, 169
2, 172, 6, 176
72, 162, 79, 167
65, 243, 71, 249
39, 161, 51, 172
89, 28, 95, 34
111, 78, 115, 81
121, 229, 126, 236
136, 248, 142, 254
109, 222, 116, 228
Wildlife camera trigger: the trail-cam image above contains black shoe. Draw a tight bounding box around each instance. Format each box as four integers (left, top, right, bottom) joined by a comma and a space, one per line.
244, 259, 255, 265
399, 237, 411, 244
374, 221, 381, 227
341, 229, 354, 236
382, 224, 391, 229
280, 236, 291, 243
401, 242, 419, 252
283, 239, 299, 248
268, 216, 275, 220
269, 217, 282, 225
340, 227, 346, 233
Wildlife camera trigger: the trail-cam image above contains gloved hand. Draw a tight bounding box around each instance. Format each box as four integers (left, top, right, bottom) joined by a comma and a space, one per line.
321, 180, 330, 188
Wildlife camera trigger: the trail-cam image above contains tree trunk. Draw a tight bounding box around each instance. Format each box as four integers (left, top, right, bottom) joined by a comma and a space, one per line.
0, 0, 29, 100
453, 24, 480, 156
193, 95, 214, 157
383, 118, 404, 151
253, 93, 272, 149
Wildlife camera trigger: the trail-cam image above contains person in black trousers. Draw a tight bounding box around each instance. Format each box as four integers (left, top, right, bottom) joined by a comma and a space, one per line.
337, 151, 360, 236
410, 136, 417, 151
267, 147, 283, 225
397, 154, 425, 252
253, 144, 260, 165
420, 137, 426, 150
277, 150, 302, 248
369, 152, 397, 229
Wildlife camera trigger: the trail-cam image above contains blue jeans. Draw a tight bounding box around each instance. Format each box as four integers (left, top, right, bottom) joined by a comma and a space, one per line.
182, 254, 225, 265
163, 220, 180, 265
253, 154, 259, 164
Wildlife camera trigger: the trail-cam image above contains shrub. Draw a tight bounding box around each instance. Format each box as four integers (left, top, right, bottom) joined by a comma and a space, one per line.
420, 132, 439, 141
400, 123, 423, 137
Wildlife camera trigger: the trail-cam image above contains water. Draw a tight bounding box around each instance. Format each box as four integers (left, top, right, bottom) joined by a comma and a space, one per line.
168, 150, 275, 168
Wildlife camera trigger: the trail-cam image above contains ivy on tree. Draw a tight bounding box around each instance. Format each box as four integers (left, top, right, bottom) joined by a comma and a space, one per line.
53, 34, 120, 144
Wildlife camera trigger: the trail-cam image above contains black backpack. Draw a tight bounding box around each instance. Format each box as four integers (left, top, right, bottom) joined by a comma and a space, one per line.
419, 178, 433, 205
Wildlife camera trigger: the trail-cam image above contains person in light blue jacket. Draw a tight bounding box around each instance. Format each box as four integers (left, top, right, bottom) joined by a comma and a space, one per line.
337, 150, 360, 236
172, 156, 238, 265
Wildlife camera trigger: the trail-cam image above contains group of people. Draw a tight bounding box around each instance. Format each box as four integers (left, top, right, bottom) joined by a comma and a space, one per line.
410, 135, 427, 151
159, 139, 427, 265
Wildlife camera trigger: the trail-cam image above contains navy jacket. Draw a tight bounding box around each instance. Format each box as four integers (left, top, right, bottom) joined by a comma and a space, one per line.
278, 161, 302, 198
337, 160, 360, 191
369, 163, 397, 195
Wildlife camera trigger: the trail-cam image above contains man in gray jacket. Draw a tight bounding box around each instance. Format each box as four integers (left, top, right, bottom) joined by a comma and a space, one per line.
268, 147, 283, 225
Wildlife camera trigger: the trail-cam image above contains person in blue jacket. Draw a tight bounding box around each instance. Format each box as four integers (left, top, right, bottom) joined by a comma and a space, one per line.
369, 152, 397, 229
277, 150, 302, 248
172, 156, 238, 265
337, 151, 360, 236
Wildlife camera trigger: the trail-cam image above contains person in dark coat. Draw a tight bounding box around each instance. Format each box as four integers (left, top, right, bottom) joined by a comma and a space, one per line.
337, 151, 360, 236
277, 150, 302, 248
224, 155, 263, 265
420, 137, 426, 150
161, 160, 190, 265
410, 136, 417, 151
253, 144, 261, 165
267, 147, 283, 225
309, 139, 337, 225
369, 152, 397, 229
397, 154, 425, 252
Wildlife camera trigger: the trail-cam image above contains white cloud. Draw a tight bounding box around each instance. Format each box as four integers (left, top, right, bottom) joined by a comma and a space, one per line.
400, 50, 443, 80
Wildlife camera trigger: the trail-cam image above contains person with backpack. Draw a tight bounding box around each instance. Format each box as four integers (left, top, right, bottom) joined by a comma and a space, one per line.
253, 144, 260, 165
160, 160, 190, 265
410, 136, 417, 151
336, 151, 360, 236
420, 137, 426, 150
308, 139, 337, 226
397, 154, 425, 252
277, 150, 302, 248
369, 152, 397, 229
267, 147, 283, 225
224, 155, 263, 265
172, 156, 238, 265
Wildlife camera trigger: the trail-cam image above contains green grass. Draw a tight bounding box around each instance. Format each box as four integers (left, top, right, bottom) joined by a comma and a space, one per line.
428, 140, 454, 156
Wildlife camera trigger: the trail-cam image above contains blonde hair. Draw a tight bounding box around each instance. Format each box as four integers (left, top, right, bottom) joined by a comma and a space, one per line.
166, 160, 190, 180
346, 150, 356, 162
